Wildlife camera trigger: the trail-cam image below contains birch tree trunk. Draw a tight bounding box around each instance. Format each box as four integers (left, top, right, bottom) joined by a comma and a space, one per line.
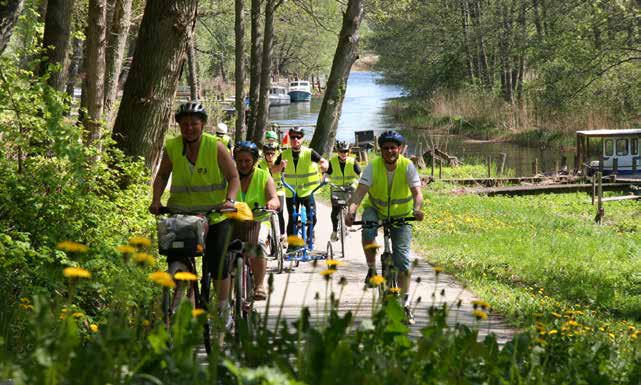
310, 0, 363, 155
83, 0, 107, 147
187, 36, 200, 100
112, 0, 198, 168
247, 0, 262, 140
0, 0, 25, 55
39, 0, 74, 91
104, 0, 132, 121
234, 0, 245, 141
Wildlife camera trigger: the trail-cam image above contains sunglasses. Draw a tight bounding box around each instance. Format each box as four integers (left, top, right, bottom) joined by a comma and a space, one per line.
338, 149, 349, 153
290, 135, 303, 140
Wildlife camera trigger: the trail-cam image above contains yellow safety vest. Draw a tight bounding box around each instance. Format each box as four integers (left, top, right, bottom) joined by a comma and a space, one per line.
257, 159, 283, 193
363, 155, 414, 219
165, 133, 227, 223
329, 155, 358, 188
237, 167, 270, 220
282, 148, 320, 198
218, 134, 232, 151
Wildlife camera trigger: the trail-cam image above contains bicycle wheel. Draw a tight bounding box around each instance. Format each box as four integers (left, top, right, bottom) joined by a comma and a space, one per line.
162, 262, 195, 330
243, 260, 254, 321
269, 214, 280, 261
326, 240, 334, 260
233, 256, 243, 336
201, 261, 215, 356
380, 252, 396, 296
338, 209, 345, 259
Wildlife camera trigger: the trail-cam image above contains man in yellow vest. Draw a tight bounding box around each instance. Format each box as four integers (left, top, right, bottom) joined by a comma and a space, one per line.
272, 126, 328, 248
258, 143, 285, 239
150, 101, 240, 322
345, 130, 424, 324
216, 122, 233, 152
328, 140, 361, 242
233, 141, 280, 301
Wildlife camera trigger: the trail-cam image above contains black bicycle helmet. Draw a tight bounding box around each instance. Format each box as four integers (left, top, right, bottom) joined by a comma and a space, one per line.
234, 141, 260, 161
336, 140, 350, 151
288, 126, 305, 137
263, 143, 279, 153
378, 130, 405, 148
175, 100, 208, 123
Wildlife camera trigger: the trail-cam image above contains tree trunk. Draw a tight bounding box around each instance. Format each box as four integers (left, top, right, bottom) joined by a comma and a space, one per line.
532, 0, 543, 40
104, 0, 133, 122
65, 37, 82, 99
112, 0, 198, 168
247, 0, 262, 140
253, 0, 282, 144
83, 0, 107, 147
0, 0, 25, 55
310, 0, 363, 155
187, 36, 200, 100
234, 0, 245, 141
460, 0, 475, 82
39, 0, 74, 91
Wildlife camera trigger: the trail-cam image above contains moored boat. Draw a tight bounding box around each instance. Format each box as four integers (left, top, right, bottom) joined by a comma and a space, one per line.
268, 86, 291, 107
288, 81, 312, 102
576, 129, 641, 177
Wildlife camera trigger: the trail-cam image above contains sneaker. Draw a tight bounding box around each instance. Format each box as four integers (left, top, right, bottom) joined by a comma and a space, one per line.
330, 231, 339, 242
253, 285, 267, 301
403, 306, 416, 326
364, 268, 375, 287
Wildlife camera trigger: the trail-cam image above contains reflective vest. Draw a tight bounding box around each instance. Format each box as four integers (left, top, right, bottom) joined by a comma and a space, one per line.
166, 133, 227, 223
363, 155, 413, 219
218, 134, 232, 151
282, 148, 320, 198
329, 155, 358, 188
257, 158, 283, 193
237, 167, 270, 220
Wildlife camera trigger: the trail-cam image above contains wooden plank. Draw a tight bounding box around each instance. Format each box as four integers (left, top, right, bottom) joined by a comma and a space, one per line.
600, 195, 641, 202
478, 183, 632, 197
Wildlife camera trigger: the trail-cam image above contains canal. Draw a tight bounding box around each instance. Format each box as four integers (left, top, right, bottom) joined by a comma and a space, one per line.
269, 71, 574, 177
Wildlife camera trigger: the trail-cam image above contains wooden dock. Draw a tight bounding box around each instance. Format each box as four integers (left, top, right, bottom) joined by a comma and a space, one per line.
478, 183, 635, 197
421, 175, 576, 187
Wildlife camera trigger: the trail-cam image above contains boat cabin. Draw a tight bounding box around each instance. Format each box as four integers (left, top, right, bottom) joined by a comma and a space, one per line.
576, 129, 641, 176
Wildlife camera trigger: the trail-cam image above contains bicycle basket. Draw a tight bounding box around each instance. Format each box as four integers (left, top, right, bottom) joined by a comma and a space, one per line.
157, 215, 207, 258
331, 189, 352, 205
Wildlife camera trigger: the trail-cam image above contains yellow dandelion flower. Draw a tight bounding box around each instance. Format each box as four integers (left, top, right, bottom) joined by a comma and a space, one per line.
142, 319, 151, 327
319, 269, 337, 277
90, 324, 98, 333
609, 333, 616, 339
325, 259, 345, 267
129, 236, 152, 248
473, 310, 488, 320
148, 271, 176, 288
548, 329, 558, 335
369, 275, 385, 286
20, 297, 30, 304
566, 320, 580, 327
192, 308, 206, 317
534, 337, 546, 345
72, 312, 84, 318
551, 312, 561, 318
433, 266, 444, 274
364, 243, 382, 251
56, 241, 89, 253
19, 303, 33, 311
174, 271, 198, 281
116, 245, 136, 254
287, 235, 305, 247
388, 287, 401, 294
471, 299, 490, 309
63, 267, 91, 279
629, 326, 636, 332
599, 327, 606, 332
133, 252, 156, 266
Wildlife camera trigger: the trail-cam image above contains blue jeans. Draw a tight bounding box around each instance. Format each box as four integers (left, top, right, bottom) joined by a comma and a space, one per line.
361, 207, 412, 272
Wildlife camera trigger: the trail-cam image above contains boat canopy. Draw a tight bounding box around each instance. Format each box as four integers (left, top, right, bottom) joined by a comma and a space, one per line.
576, 129, 641, 137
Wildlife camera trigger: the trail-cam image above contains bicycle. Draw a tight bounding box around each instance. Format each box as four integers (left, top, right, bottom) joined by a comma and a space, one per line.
329, 183, 353, 259
281, 176, 333, 267
266, 208, 285, 273
352, 216, 416, 296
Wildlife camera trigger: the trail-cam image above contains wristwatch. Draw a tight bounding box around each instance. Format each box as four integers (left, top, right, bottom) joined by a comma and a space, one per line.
225, 198, 236, 204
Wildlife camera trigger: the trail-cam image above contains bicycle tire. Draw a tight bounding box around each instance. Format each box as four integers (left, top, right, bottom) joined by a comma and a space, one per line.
326, 240, 334, 260
269, 214, 280, 260
243, 261, 254, 321
276, 238, 284, 274
200, 262, 215, 356
338, 209, 345, 259
233, 256, 243, 336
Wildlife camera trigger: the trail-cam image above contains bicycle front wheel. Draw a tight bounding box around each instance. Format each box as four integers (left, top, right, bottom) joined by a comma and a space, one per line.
338, 208, 345, 259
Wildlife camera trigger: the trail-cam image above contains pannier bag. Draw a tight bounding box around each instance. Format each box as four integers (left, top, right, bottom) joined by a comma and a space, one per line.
157, 215, 207, 257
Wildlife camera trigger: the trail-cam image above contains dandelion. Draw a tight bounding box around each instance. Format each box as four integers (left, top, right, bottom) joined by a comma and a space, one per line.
471, 299, 489, 310
148, 271, 175, 288
174, 271, 198, 281
433, 266, 443, 275
192, 308, 206, 317
56, 241, 89, 253
325, 259, 345, 267
63, 267, 91, 279
320, 269, 336, 281
548, 329, 558, 335
338, 276, 348, 286
90, 324, 99, 333
551, 312, 562, 318
134, 253, 156, 266
473, 309, 488, 320
129, 236, 152, 248
388, 287, 401, 295
19, 303, 33, 311
534, 337, 546, 345
142, 320, 151, 327
368, 275, 385, 286
116, 245, 136, 254
287, 235, 305, 247
72, 312, 84, 318
364, 243, 381, 250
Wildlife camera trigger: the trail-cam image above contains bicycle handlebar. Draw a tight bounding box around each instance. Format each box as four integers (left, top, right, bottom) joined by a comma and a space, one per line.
329, 184, 354, 192
156, 206, 237, 215
281, 175, 328, 197
252, 203, 279, 215
352, 217, 417, 228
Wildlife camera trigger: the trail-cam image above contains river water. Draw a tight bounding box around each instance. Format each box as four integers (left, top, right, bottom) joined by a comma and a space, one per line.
269, 71, 573, 177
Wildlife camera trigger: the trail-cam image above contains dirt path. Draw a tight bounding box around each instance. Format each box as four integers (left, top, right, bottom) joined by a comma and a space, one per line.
255, 200, 517, 343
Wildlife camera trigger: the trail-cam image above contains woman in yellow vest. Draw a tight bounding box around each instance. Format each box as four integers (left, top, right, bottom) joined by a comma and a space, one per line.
327, 140, 361, 242
216, 122, 233, 152
258, 143, 286, 239
345, 131, 424, 325
233, 141, 280, 300
150, 101, 240, 319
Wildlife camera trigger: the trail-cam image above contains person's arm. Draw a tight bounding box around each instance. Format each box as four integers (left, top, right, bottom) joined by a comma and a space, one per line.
345, 183, 369, 226
310, 149, 329, 172
217, 141, 240, 209
271, 154, 286, 175
264, 177, 280, 211
353, 162, 361, 175
410, 185, 424, 221
150, 151, 172, 214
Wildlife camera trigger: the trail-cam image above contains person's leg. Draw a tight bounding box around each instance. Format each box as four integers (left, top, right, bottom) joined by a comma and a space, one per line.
300, 195, 316, 241
330, 205, 340, 232
278, 193, 286, 236
361, 207, 379, 282
206, 220, 232, 310
391, 222, 412, 300
250, 222, 269, 300
285, 197, 296, 236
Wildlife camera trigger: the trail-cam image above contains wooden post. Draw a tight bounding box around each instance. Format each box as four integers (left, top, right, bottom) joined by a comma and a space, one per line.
431, 149, 435, 177
499, 152, 507, 176
439, 159, 442, 179
591, 173, 596, 205
596, 171, 603, 224
487, 155, 492, 178
555, 160, 559, 177
532, 158, 539, 175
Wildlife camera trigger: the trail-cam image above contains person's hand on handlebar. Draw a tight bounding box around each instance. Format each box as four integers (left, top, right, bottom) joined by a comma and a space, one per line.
149, 200, 162, 215
413, 209, 424, 221
345, 210, 356, 227
219, 198, 236, 211
266, 200, 279, 211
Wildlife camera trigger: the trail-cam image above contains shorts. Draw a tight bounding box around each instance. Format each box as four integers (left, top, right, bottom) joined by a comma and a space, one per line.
361, 207, 412, 272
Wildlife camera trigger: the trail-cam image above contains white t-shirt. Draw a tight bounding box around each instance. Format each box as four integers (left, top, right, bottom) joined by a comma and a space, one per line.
359, 160, 421, 192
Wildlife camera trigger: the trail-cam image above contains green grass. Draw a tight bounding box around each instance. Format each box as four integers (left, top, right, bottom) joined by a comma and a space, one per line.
414, 187, 641, 329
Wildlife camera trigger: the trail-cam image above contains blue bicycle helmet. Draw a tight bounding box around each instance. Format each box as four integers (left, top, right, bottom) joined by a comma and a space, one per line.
378, 130, 405, 148
234, 141, 260, 161
175, 100, 208, 123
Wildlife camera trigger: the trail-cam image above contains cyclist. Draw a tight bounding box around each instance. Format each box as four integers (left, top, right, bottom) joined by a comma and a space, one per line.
233, 141, 280, 301
345, 130, 424, 324
272, 126, 328, 250
265, 130, 280, 149
216, 122, 233, 152
258, 143, 286, 239
327, 140, 361, 242
150, 100, 240, 320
